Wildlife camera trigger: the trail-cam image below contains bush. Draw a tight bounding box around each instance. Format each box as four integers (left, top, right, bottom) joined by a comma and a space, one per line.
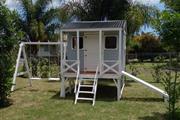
161, 70, 180, 120
37, 58, 49, 78
0, 3, 24, 107
151, 56, 165, 83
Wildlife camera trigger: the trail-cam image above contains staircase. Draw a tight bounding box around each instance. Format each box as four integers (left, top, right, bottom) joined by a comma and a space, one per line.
74, 66, 99, 106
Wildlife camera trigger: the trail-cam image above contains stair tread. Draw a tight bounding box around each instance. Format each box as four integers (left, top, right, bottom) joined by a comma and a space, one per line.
80, 85, 94, 87
77, 97, 94, 100
79, 91, 94, 94
80, 78, 95, 81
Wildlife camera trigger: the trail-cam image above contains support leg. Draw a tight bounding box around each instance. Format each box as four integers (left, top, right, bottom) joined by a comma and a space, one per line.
60, 76, 65, 97
117, 78, 121, 101
22, 46, 32, 87
11, 43, 24, 91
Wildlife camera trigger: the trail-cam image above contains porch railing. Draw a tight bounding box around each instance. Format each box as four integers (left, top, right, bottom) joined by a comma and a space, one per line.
62, 60, 79, 73
101, 60, 120, 75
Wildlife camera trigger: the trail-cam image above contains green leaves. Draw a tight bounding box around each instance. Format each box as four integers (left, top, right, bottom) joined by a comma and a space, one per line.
17, 0, 64, 42
0, 3, 23, 107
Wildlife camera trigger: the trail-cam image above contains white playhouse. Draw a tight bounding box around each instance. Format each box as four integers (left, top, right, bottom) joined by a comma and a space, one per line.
12, 20, 169, 106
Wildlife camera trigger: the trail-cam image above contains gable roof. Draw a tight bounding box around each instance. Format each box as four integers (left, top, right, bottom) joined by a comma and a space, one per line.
62, 20, 126, 31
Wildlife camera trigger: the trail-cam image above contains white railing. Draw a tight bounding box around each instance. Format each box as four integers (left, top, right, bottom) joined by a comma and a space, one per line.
101, 60, 120, 75
74, 65, 80, 93
62, 60, 78, 73
92, 66, 99, 106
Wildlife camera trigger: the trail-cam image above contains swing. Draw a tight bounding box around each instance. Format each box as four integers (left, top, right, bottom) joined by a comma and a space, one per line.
11, 42, 64, 91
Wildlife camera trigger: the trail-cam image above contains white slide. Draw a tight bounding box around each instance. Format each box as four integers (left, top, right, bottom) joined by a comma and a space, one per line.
121, 71, 169, 100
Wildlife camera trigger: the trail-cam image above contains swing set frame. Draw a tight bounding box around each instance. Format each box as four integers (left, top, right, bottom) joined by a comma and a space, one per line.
11, 42, 64, 91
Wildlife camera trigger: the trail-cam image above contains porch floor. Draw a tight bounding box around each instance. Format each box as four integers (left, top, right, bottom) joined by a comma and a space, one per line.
63, 71, 120, 79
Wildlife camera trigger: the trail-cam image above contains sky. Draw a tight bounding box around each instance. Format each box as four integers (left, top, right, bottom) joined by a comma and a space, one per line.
5, 0, 165, 33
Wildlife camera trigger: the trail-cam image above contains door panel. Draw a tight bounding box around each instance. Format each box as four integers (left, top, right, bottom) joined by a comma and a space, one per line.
84, 35, 99, 71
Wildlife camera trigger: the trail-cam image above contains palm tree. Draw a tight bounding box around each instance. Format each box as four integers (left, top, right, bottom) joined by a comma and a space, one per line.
126, 4, 159, 37
17, 0, 64, 42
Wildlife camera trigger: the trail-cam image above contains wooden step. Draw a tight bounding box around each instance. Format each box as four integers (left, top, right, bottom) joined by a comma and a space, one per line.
80, 78, 95, 81
79, 91, 94, 94
80, 85, 94, 87
77, 97, 93, 101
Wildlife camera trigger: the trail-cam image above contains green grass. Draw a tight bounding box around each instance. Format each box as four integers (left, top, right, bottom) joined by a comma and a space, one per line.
1, 62, 179, 120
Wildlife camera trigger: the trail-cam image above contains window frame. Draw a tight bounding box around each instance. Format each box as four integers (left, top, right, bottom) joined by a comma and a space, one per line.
72, 36, 84, 50
104, 35, 118, 50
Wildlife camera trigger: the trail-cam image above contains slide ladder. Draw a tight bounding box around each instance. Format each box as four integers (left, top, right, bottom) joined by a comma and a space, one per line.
74, 67, 99, 106
121, 71, 169, 100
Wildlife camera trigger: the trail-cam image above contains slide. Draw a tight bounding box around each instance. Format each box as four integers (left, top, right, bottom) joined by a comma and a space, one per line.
121, 71, 169, 100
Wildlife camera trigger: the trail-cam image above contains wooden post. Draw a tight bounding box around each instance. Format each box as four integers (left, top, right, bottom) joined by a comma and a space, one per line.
99, 30, 102, 74
77, 31, 80, 65
119, 29, 123, 73
77, 31, 80, 61
60, 31, 65, 97
117, 29, 123, 100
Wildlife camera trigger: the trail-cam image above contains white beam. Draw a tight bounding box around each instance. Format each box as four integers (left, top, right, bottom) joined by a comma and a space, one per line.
61, 28, 121, 32
76, 31, 80, 62
60, 30, 65, 98
99, 30, 102, 74
119, 29, 123, 73
22, 42, 63, 45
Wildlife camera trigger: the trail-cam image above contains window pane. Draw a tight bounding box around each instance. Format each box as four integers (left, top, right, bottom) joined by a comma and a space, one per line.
72, 37, 83, 49
105, 37, 117, 49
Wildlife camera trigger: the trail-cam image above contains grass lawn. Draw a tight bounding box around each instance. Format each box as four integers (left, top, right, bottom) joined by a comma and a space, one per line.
0, 62, 179, 120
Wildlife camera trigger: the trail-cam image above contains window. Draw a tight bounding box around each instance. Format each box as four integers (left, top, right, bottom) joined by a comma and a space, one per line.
72, 37, 83, 49
105, 36, 117, 49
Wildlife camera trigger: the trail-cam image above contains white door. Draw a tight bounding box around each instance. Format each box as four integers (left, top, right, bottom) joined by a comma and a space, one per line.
84, 35, 99, 71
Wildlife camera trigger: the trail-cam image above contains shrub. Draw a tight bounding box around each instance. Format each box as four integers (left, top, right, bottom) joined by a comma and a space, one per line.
151, 56, 165, 83
0, 3, 24, 107
161, 70, 180, 120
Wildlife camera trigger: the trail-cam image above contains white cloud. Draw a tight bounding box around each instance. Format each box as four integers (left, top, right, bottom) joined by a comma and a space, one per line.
133, 0, 160, 5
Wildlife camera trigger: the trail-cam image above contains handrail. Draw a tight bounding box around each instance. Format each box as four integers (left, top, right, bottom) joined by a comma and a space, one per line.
94, 66, 99, 82
121, 71, 169, 99
74, 64, 80, 93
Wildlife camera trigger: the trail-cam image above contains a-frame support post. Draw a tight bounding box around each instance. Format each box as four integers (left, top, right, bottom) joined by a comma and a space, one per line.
11, 43, 24, 91
22, 45, 32, 86
11, 43, 31, 91
60, 31, 65, 97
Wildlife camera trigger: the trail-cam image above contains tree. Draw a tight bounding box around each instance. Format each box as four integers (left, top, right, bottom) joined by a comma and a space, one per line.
17, 0, 62, 42
126, 4, 159, 37
160, 0, 180, 12
70, 0, 129, 21
69, 0, 158, 37
132, 33, 162, 53
154, 0, 180, 52
0, 2, 24, 107
131, 33, 164, 61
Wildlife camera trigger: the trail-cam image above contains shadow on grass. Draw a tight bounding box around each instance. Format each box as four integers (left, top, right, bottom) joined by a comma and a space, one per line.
50, 83, 164, 103
0, 99, 13, 109
139, 109, 180, 120
138, 112, 166, 120
122, 97, 163, 102
50, 84, 117, 102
